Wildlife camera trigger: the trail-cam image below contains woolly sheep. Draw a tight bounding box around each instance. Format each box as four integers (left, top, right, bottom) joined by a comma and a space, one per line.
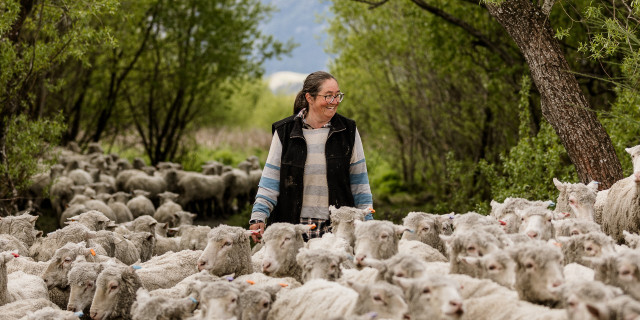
41, 241, 106, 289
65, 210, 112, 231
296, 248, 347, 283
135, 250, 201, 291
353, 220, 408, 266
440, 229, 501, 277
50, 166, 75, 216
0, 213, 41, 247
18, 306, 79, 320
328, 205, 367, 248
153, 191, 183, 228
126, 190, 155, 218
490, 197, 553, 234
123, 232, 155, 263
451, 211, 499, 234
562, 279, 623, 320
148, 270, 220, 299
153, 226, 180, 256
398, 239, 448, 263
130, 288, 196, 320
589, 250, 640, 300
267, 279, 409, 320
601, 168, 640, 243
90, 265, 142, 320
68, 168, 93, 186
624, 230, 640, 249
261, 223, 312, 282
238, 286, 273, 320
234, 272, 302, 290
176, 171, 233, 216
556, 232, 616, 267
600, 294, 640, 320
553, 178, 599, 221
187, 280, 243, 320
460, 250, 517, 289
509, 242, 565, 307
516, 206, 556, 240
224, 167, 251, 214
401, 211, 447, 255
107, 193, 134, 224
306, 232, 354, 256
177, 225, 211, 250
117, 215, 158, 237
553, 219, 601, 237
1, 252, 49, 306
396, 275, 465, 320
0, 298, 58, 320
0, 234, 29, 256
197, 224, 253, 277
363, 253, 429, 285
124, 169, 178, 200
66, 260, 111, 314
29, 223, 95, 262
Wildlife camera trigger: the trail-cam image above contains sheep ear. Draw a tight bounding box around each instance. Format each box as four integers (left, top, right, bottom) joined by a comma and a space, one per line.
190, 213, 197, 219
587, 181, 599, 192
393, 277, 412, 292
28, 215, 38, 226
395, 225, 411, 237
295, 224, 314, 235
514, 209, 525, 219
553, 178, 564, 190
585, 303, 606, 319
329, 205, 337, 213
626, 147, 632, 155
34, 230, 43, 238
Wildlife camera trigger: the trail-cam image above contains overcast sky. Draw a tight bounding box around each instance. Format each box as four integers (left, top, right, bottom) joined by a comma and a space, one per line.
259, 0, 332, 76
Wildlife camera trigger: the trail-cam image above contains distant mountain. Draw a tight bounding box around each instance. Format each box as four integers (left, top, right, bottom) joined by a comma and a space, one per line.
259, 0, 332, 76
267, 71, 306, 95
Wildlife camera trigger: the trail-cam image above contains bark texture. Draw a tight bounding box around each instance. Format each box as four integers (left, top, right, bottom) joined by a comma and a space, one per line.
485, 0, 623, 189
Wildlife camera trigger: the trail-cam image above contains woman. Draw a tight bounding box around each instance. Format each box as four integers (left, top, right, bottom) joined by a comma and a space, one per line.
249, 71, 373, 241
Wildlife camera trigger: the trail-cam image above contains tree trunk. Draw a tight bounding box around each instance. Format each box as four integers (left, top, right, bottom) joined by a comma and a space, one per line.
485, 0, 623, 189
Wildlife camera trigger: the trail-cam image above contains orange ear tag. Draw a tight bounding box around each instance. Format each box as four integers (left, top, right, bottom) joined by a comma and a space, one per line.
279, 283, 288, 287
90, 249, 96, 256
246, 280, 255, 285
308, 224, 317, 230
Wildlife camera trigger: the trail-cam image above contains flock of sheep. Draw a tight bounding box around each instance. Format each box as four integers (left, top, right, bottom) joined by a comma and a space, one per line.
0, 142, 639, 319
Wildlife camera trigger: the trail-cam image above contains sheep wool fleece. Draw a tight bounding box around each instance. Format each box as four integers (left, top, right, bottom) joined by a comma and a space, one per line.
251, 112, 373, 224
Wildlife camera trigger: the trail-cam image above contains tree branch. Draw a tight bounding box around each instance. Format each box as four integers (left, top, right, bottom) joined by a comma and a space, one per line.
353, 0, 390, 9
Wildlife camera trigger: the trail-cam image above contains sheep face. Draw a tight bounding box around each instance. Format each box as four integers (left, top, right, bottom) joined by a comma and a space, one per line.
517, 208, 555, 240
616, 254, 640, 299
563, 280, 621, 320
353, 220, 407, 265
261, 223, 308, 278
296, 248, 345, 283
197, 226, 252, 276
198, 283, 241, 320
626, 145, 640, 174
42, 242, 91, 289
329, 205, 366, 247
67, 268, 99, 314
397, 276, 464, 320
350, 281, 409, 319
382, 253, 427, 284
583, 236, 615, 259
463, 251, 516, 289
0, 214, 40, 247
511, 244, 565, 306
90, 266, 142, 320
401, 212, 442, 246
238, 289, 272, 320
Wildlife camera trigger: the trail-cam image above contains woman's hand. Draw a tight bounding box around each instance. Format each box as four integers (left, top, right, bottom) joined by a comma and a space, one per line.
249, 222, 265, 243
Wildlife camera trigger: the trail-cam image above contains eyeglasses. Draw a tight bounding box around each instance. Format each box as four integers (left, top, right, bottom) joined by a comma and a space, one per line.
318, 93, 345, 104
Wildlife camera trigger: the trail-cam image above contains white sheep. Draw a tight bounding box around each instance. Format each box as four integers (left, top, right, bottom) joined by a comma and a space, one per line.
490, 197, 553, 234
296, 247, 347, 283
0, 212, 41, 247
601, 154, 640, 242
353, 220, 408, 266
1, 252, 49, 306
197, 224, 253, 277
401, 211, 447, 255
516, 206, 556, 240
18, 306, 79, 320
553, 218, 601, 237
153, 191, 183, 228
396, 275, 465, 319
553, 178, 599, 221
0, 298, 59, 320
509, 242, 565, 307
135, 249, 201, 291
328, 205, 367, 248
130, 287, 197, 320
29, 223, 95, 262
90, 265, 142, 320
126, 190, 155, 218
261, 223, 312, 282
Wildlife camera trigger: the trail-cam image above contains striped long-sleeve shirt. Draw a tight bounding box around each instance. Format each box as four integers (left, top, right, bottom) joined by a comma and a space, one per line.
250, 126, 373, 222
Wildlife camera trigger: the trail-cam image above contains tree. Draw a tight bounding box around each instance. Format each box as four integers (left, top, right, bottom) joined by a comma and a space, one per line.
355, 0, 624, 189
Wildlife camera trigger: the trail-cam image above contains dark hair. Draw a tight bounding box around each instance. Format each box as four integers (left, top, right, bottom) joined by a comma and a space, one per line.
293, 71, 337, 114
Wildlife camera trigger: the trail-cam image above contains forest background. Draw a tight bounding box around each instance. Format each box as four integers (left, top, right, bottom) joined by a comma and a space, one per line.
1, 0, 639, 228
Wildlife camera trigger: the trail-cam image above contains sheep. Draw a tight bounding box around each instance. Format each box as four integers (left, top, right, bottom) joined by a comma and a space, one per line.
401, 211, 447, 255
296, 248, 347, 283
197, 224, 253, 277
516, 206, 556, 240
306, 232, 353, 256
600, 294, 640, 319
398, 239, 448, 263
116, 169, 146, 192
187, 280, 243, 320
130, 288, 197, 320
556, 232, 616, 267
135, 249, 201, 291
107, 192, 134, 223
148, 270, 220, 299
509, 242, 565, 307
451, 211, 499, 234
1, 252, 49, 306
41, 241, 106, 289
552, 179, 596, 220
65, 210, 112, 231
176, 210, 197, 226
561, 279, 623, 320
86, 230, 118, 258
153, 223, 180, 256
238, 286, 274, 320
126, 190, 155, 218
112, 232, 144, 265
153, 191, 183, 228
234, 272, 302, 290
0, 212, 41, 247
6, 254, 49, 276
589, 250, 640, 300
459, 250, 517, 289
90, 265, 142, 320
267, 279, 409, 320
362, 252, 430, 285
601, 166, 640, 243
29, 223, 95, 262
440, 229, 502, 277
224, 167, 251, 214
353, 220, 408, 266
124, 169, 178, 202
177, 225, 211, 250
328, 205, 367, 248
553, 218, 601, 237
176, 170, 234, 217
50, 165, 75, 216
0, 298, 59, 320
66, 260, 110, 315
18, 306, 80, 320
395, 275, 465, 320
82, 199, 117, 222
0, 234, 30, 256
261, 223, 313, 282
122, 232, 155, 263
490, 197, 553, 234
59, 204, 89, 228
68, 168, 93, 186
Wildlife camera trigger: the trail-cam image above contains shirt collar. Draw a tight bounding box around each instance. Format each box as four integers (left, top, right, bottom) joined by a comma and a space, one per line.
296, 108, 332, 129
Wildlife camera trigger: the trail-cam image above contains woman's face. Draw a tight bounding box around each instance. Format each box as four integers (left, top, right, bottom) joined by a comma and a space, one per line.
306, 78, 340, 123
